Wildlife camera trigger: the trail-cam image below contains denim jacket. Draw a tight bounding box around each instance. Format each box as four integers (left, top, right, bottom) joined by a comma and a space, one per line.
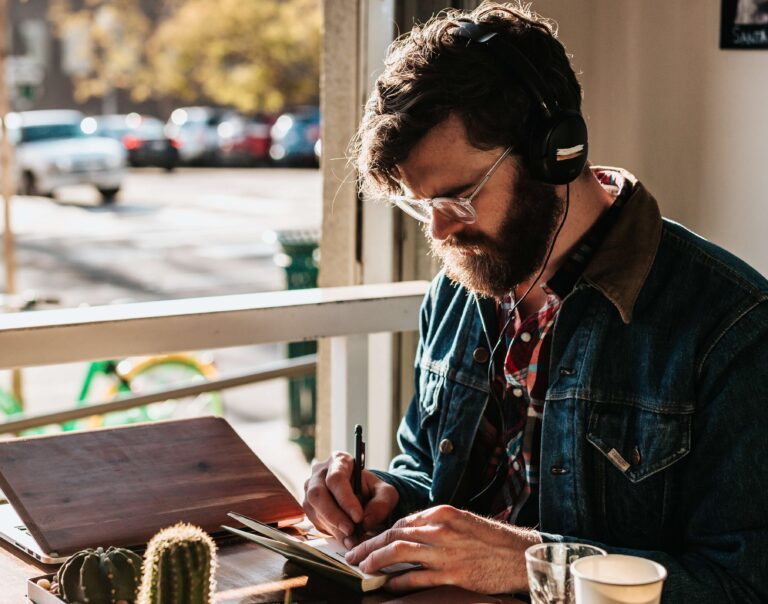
373, 169, 768, 602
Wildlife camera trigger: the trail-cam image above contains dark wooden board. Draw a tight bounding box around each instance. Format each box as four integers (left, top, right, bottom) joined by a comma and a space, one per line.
0, 416, 303, 555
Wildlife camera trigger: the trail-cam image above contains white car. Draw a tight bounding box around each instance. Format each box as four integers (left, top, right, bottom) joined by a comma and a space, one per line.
164, 106, 225, 165
8, 109, 126, 203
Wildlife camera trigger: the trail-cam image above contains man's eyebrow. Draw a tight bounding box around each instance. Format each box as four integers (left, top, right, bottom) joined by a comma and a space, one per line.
429, 164, 490, 198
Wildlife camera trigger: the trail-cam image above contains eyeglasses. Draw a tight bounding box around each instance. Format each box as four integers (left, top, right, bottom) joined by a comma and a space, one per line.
390, 146, 513, 224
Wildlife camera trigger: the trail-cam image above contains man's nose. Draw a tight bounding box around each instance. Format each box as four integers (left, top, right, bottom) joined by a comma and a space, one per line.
430, 208, 465, 241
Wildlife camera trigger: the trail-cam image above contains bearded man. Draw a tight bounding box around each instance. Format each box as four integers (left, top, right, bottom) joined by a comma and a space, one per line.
303, 2, 768, 601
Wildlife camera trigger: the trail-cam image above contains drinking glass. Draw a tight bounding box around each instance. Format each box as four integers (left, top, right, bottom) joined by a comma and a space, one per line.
525, 542, 607, 604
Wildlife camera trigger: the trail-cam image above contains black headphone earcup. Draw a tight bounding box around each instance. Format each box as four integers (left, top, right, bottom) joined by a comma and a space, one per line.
526, 110, 588, 185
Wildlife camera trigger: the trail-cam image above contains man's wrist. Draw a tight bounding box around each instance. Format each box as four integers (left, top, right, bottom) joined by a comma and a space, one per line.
496, 522, 543, 594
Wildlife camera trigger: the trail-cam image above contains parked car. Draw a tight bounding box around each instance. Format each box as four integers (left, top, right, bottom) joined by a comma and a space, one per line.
269, 107, 320, 167
88, 113, 179, 171
164, 106, 226, 165
217, 113, 274, 166
7, 109, 126, 203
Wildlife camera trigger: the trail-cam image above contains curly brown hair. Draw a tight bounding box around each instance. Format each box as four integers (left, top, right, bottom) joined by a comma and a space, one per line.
353, 1, 583, 198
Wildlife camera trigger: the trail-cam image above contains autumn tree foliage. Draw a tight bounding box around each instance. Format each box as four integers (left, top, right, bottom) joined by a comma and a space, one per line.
49, 0, 321, 113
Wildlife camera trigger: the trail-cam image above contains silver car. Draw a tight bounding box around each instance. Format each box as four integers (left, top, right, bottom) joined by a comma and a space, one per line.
8, 109, 126, 204
164, 106, 224, 165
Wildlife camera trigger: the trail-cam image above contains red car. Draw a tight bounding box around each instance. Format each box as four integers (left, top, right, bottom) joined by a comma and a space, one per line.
217, 113, 275, 166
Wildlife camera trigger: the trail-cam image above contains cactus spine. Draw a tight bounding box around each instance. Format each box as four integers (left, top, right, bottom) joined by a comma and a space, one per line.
138, 523, 217, 604
56, 546, 143, 604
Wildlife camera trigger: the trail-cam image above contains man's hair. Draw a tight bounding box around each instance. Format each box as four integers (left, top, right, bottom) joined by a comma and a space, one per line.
353, 1, 583, 197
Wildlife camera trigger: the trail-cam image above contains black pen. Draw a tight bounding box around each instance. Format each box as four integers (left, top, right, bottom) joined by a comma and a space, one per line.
353, 424, 365, 537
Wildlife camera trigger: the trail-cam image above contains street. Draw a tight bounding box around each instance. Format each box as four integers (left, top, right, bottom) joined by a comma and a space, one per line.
1, 166, 322, 494
10, 167, 322, 305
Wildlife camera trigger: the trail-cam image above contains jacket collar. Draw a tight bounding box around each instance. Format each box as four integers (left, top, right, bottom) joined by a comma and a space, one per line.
582, 167, 662, 324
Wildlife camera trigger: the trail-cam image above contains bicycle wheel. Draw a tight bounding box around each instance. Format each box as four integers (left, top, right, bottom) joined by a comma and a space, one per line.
0, 388, 22, 418
97, 355, 224, 427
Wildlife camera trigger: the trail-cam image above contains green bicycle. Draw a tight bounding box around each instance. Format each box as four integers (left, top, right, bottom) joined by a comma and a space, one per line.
0, 294, 224, 434
1, 353, 224, 435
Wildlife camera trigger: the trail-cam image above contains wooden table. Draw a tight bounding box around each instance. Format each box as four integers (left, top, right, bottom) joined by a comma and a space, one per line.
2, 537, 525, 603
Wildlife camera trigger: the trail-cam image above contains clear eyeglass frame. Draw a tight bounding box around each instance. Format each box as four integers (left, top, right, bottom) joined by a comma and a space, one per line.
389, 146, 513, 224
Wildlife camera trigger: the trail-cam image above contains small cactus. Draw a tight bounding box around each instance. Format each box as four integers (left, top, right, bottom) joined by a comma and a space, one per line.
137, 523, 217, 604
56, 546, 142, 604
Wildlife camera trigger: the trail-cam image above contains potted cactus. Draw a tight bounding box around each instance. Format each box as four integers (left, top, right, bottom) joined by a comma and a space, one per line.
137, 523, 218, 604
54, 546, 143, 604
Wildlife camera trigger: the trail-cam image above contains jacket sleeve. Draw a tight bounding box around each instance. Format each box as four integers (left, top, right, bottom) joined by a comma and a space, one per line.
543, 299, 768, 603
370, 280, 439, 519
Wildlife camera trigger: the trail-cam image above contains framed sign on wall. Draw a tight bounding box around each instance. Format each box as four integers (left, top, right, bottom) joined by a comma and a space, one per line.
721, 0, 768, 49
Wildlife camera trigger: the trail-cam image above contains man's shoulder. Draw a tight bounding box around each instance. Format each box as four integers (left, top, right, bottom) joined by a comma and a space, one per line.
421, 272, 477, 320
639, 219, 768, 352
426, 271, 467, 301
658, 219, 768, 297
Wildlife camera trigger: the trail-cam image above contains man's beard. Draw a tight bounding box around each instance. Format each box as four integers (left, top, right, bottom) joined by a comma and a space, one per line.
427, 169, 565, 299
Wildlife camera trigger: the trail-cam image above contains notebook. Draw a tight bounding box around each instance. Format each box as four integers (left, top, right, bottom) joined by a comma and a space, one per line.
0, 416, 303, 563
223, 511, 421, 592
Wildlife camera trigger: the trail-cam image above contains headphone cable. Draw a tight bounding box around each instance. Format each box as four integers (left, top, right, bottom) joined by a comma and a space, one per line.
470, 183, 570, 505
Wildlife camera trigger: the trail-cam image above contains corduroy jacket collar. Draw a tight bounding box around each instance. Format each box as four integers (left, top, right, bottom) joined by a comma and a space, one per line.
582, 167, 663, 323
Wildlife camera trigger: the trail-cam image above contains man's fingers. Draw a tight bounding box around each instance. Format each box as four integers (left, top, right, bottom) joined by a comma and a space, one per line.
302, 504, 337, 541
326, 452, 364, 524
304, 472, 355, 540
362, 480, 399, 531
384, 569, 447, 592
346, 526, 432, 564
392, 504, 460, 531
358, 539, 436, 574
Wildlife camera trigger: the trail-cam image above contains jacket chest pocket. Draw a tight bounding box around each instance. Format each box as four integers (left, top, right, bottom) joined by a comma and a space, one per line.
586, 400, 692, 548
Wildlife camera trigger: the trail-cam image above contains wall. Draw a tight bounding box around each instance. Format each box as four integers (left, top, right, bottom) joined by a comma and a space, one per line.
533, 0, 768, 274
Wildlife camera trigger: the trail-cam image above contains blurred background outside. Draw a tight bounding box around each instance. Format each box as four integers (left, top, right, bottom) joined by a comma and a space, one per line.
0, 0, 323, 496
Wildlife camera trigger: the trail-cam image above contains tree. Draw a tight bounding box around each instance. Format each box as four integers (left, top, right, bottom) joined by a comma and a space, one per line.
145, 0, 320, 112
49, 0, 321, 114
49, 0, 152, 104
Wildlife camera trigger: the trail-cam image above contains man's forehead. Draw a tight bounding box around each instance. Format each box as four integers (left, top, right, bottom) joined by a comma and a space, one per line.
396, 115, 501, 198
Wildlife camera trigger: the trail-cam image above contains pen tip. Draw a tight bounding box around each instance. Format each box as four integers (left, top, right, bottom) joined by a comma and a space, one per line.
355, 424, 362, 435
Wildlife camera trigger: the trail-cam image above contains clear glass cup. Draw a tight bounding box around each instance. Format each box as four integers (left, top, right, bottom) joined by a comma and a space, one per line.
525, 542, 607, 604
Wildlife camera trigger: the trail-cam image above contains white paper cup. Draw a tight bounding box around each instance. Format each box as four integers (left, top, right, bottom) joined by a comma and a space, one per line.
570, 554, 668, 604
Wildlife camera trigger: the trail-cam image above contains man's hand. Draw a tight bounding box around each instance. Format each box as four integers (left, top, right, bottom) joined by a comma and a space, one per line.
345, 505, 542, 594
303, 451, 399, 548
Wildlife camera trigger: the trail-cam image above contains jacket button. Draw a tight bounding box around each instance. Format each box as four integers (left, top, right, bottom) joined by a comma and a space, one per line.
550, 466, 569, 475
472, 347, 490, 364
438, 438, 454, 455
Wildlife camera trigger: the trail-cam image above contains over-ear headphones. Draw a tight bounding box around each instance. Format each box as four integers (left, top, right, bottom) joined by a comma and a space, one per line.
451, 20, 588, 185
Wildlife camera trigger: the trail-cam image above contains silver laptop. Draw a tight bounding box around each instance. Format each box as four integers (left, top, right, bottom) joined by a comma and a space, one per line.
0, 497, 63, 563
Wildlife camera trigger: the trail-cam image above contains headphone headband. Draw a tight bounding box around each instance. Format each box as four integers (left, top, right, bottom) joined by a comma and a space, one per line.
449, 20, 588, 185
451, 21, 559, 117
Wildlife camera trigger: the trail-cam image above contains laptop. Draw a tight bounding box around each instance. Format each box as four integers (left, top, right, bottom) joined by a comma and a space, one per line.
0, 416, 304, 564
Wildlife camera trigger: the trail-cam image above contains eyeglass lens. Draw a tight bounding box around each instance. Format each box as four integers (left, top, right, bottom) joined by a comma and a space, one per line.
394, 197, 476, 224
